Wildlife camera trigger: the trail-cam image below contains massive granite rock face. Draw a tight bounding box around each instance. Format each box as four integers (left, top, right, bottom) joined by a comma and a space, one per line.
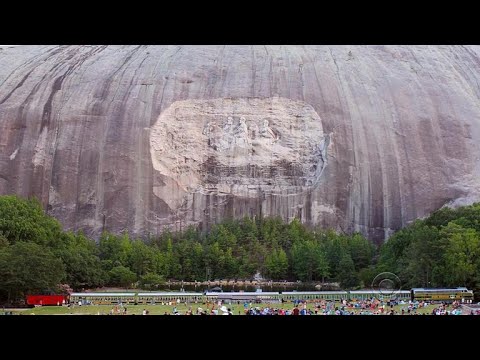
150, 97, 330, 226
0, 45, 480, 243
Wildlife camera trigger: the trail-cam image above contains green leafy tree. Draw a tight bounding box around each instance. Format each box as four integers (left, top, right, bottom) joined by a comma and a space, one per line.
277, 248, 289, 279
0, 195, 62, 246
285, 218, 312, 249
208, 224, 237, 251
205, 241, 224, 279
291, 241, 329, 282
376, 222, 419, 279
337, 253, 359, 288
173, 240, 193, 281
265, 248, 289, 280
57, 246, 105, 290
237, 247, 257, 279
325, 236, 347, 278
108, 266, 137, 288
442, 223, 480, 288
425, 203, 480, 232
315, 245, 330, 282
223, 247, 239, 279
238, 217, 259, 246
151, 247, 167, 277
55, 233, 106, 290
402, 224, 444, 287
140, 272, 165, 290
0, 242, 66, 302
164, 238, 181, 279
349, 233, 375, 270
128, 240, 156, 276
98, 232, 132, 270
358, 266, 377, 288
0, 232, 8, 248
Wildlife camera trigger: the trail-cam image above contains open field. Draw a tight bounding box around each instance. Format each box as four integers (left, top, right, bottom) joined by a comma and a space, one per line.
5, 302, 447, 315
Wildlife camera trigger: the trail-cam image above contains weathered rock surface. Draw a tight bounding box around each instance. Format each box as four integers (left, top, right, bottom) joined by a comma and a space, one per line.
1, 45, 480, 242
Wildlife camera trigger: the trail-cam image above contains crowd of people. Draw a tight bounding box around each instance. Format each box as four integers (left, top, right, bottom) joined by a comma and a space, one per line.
152, 297, 470, 315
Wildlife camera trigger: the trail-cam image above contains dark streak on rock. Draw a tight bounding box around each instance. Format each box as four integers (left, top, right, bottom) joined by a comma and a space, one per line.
1, 45, 480, 242
0, 68, 36, 105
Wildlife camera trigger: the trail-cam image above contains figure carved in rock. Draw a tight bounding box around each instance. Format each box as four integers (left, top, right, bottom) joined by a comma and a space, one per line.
234, 117, 249, 137
249, 120, 259, 140
224, 116, 234, 133
260, 119, 277, 143
218, 116, 235, 150
203, 121, 218, 148
202, 121, 215, 138
233, 116, 251, 148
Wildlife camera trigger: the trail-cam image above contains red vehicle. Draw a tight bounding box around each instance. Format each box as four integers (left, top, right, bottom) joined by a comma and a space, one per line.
26, 294, 69, 306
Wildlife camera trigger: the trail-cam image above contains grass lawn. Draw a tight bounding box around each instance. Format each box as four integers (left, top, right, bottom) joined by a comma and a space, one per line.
7, 302, 442, 315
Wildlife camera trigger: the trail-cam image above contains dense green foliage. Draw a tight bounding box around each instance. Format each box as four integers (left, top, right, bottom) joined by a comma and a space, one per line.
1, 194, 480, 303
0, 241, 66, 302
0, 195, 62, 246
377, 204, 480, 290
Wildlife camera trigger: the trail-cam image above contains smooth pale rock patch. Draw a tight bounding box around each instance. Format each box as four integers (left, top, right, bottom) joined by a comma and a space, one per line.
1, 45, 480, 242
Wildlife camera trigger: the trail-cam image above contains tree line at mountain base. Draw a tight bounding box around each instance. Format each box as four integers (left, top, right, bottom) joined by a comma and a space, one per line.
1, 195, 479, 303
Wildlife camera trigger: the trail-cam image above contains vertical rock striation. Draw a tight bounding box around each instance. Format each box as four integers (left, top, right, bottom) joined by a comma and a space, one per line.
0, 45, 479, 243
